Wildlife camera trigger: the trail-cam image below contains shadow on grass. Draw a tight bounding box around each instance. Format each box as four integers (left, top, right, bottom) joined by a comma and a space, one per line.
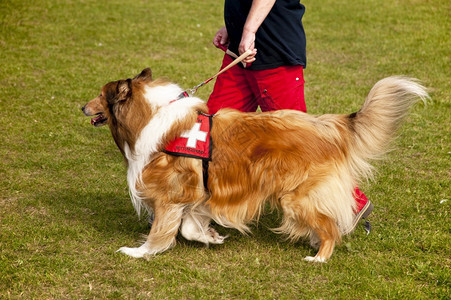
38, 186, 311, 254
37, 187, 147, 236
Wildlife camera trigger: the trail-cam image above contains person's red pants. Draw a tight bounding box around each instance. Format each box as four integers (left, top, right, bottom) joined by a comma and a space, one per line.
207, 54, 306, 114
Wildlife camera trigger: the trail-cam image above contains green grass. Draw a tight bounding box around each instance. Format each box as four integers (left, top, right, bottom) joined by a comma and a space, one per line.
1, 0, 449, 298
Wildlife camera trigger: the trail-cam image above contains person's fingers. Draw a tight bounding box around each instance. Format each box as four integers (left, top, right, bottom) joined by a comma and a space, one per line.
213, 26, 229, 48
242, 48, 257, 64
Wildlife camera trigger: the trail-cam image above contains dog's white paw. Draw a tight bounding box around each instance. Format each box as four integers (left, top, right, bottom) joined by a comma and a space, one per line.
116, 244, 149, 258
304, 255, 326, 263
207, 228, 227, 244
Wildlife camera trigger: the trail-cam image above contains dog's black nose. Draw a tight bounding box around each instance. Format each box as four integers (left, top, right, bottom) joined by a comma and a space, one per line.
81, 105, 85, 112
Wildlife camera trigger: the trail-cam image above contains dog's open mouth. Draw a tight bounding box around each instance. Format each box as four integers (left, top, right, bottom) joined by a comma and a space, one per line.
91, 114, 108, 127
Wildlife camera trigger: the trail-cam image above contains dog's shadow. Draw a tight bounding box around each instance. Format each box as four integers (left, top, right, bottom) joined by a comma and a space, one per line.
40, 187, 149, 236
41, 187, 310, 254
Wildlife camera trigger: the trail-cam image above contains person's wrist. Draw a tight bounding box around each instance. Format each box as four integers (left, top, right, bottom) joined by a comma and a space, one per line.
242, 26, 257, 35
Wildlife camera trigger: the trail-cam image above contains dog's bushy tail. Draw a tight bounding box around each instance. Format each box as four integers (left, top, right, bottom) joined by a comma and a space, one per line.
348, 76, 429, 180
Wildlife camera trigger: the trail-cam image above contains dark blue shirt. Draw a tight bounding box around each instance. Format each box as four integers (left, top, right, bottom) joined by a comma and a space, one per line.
224, 0, 307, 70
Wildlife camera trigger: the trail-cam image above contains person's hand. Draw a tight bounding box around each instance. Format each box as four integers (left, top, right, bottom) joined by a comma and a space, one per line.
213, 26, 229, 50
239, 29, 257, 64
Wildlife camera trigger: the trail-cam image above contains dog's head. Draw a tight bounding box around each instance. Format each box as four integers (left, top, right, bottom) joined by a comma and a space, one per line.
82, 68, 153, 128
82, 68, 158, 156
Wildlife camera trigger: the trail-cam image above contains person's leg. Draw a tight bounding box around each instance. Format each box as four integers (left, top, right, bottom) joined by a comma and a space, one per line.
350, 187, 373, 233
207, 54, 258, 114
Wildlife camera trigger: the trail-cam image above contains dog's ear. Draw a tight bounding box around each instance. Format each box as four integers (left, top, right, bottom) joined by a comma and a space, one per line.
116, 79, 132, 102
134, 68, 152, 82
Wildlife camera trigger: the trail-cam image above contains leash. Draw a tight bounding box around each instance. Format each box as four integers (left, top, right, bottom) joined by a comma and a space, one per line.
170, 49, 253, 103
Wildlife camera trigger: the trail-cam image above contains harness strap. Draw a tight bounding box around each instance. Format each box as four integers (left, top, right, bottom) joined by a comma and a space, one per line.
202, 159, 210, 193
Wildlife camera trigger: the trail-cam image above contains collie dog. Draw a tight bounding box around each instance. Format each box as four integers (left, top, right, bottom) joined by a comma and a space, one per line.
82, 68, 428, 262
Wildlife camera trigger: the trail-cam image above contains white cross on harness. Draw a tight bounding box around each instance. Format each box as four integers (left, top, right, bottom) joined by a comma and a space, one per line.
181, 123, 207, 148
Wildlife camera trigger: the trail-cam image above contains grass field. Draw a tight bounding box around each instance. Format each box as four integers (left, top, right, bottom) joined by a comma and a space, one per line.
0, 0, 449, 298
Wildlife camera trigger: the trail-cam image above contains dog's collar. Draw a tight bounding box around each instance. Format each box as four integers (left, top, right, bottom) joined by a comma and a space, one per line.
169, 91, 191, 104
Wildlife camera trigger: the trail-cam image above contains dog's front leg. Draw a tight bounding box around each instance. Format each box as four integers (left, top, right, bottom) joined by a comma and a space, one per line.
117, 203, 185, 258
180, 208, 226, 245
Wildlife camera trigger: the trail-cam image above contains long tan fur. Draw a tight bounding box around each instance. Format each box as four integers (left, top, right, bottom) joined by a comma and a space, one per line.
82, 69, 428, 262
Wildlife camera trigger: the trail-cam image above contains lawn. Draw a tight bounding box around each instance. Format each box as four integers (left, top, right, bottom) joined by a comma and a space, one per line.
0, 0, 449, 298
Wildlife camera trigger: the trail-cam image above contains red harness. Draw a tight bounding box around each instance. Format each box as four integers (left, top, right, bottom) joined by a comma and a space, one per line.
164, 113, 212, 160
164, 113, 213, 191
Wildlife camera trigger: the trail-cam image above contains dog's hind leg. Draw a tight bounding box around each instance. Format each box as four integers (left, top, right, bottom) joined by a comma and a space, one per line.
181, 206, 226, 245
276, 193, 340, 263
117, 203, 185, 258
303, 213, 340, 263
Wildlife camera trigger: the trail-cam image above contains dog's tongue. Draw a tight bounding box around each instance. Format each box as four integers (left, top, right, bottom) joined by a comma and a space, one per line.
91, 115, 104, 125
